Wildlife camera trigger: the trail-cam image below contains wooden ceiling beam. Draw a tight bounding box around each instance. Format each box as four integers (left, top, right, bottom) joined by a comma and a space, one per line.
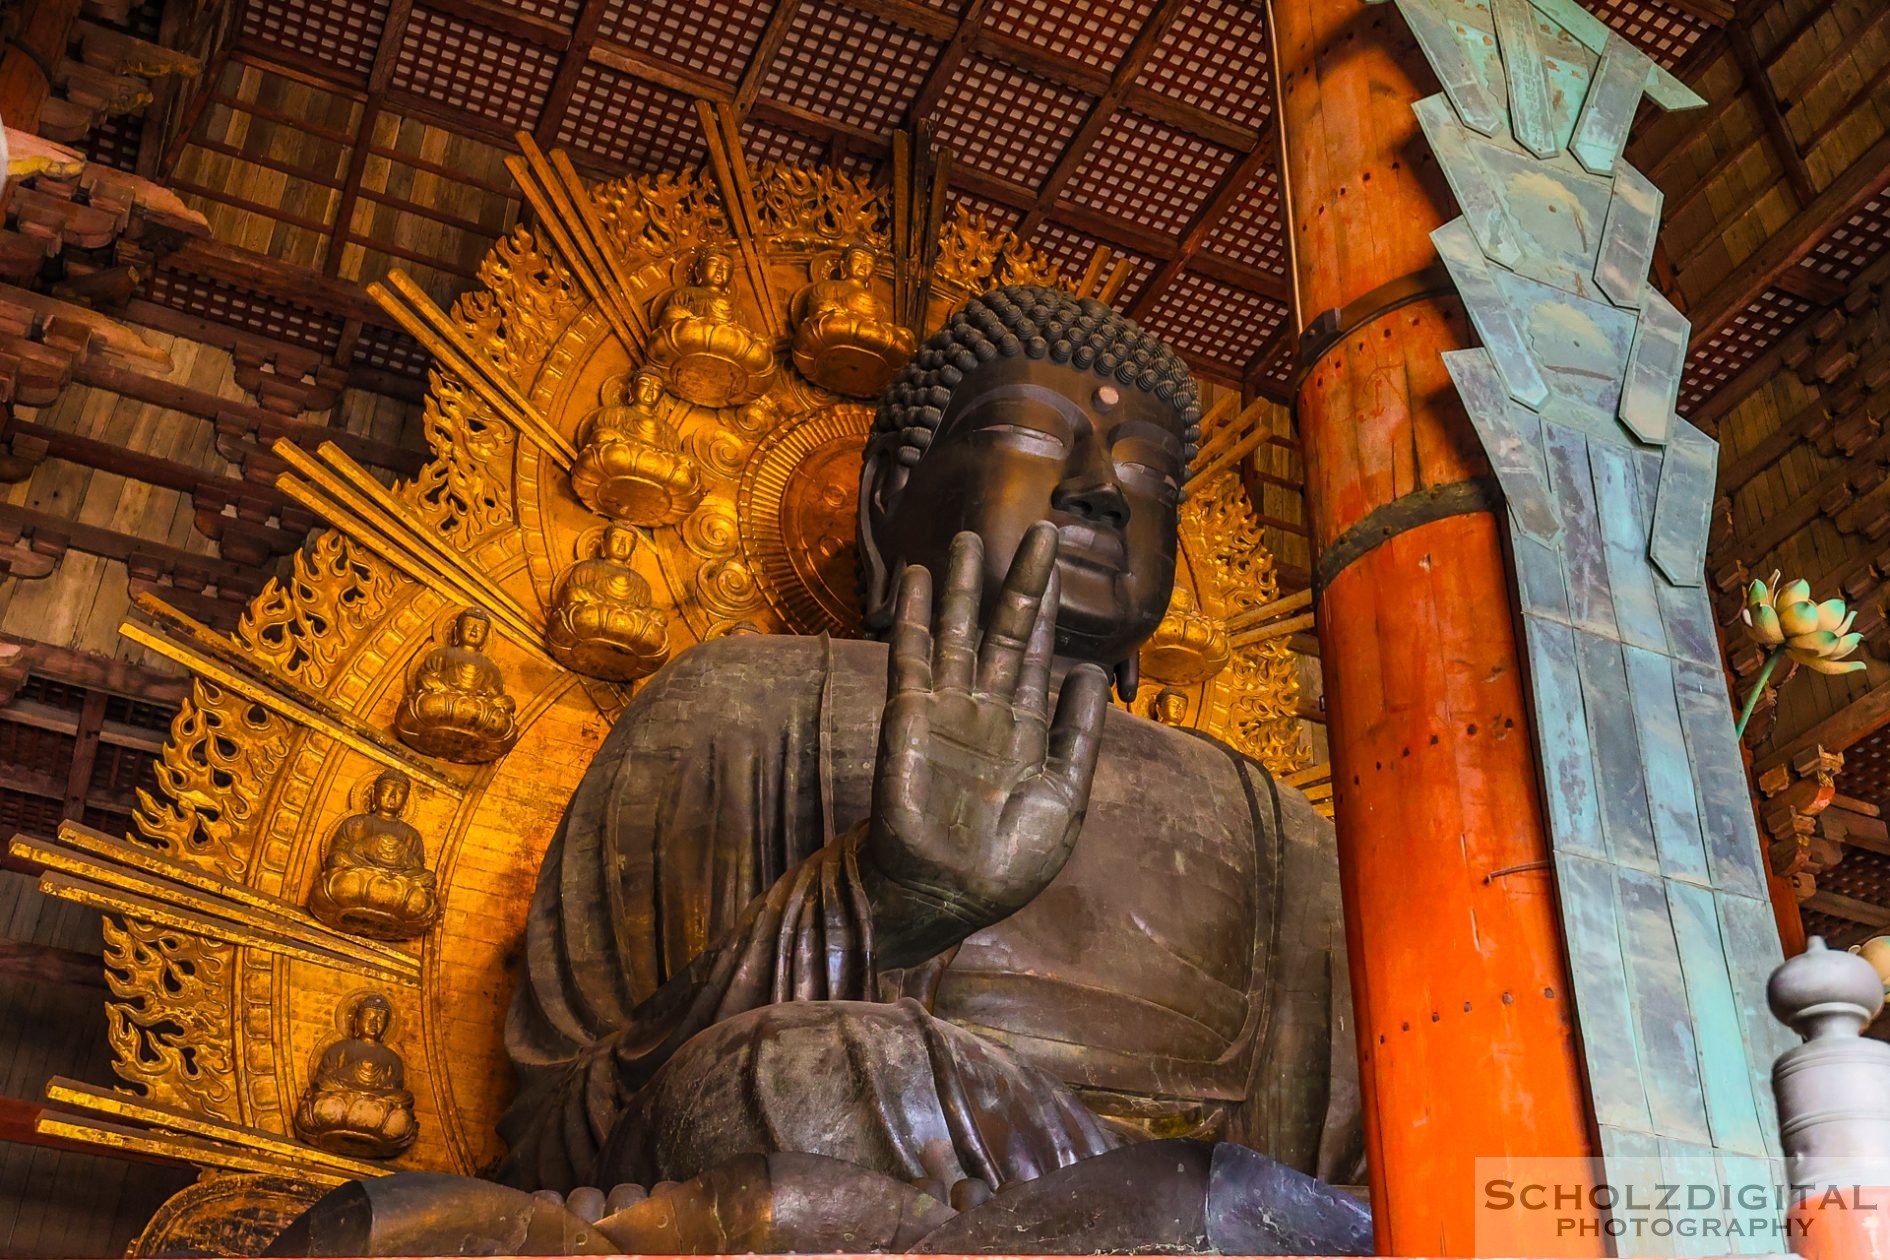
844, 0, 958, 42
1017, 0, 1194, 237
905, 0, 993, 127
167, 238, 387, 324
1725, 14, 1814, 206
1685, 129, 1890, 346
1657, 0, 1734, 23
734, 0, 805, 116
534, 0, 606, 146
1128, 129, 1280, 319
326, 0, 417, 282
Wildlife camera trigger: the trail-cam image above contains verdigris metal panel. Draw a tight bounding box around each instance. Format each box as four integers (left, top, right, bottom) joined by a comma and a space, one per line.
1369, 0, 1784, 1231
1616, 867, 1713, 1144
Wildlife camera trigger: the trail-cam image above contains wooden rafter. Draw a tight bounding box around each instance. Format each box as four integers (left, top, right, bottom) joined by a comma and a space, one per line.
1724, 15, 1814, 206
1685, 130, 1890, 347
1017, 0, 1193, 236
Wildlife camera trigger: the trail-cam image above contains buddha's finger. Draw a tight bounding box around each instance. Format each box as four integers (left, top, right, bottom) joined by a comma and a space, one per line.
933, 531, 983, 692
888, 565, 933, 695
1042, 662, 1108, 804
976, 521, 1058, 698
1012, 566, 1059, 718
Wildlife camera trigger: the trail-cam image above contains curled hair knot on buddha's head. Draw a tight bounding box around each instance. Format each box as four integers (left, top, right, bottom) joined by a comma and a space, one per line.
868, 284, 1203, 482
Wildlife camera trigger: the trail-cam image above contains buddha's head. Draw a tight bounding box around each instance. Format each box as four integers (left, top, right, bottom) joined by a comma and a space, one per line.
351, 994, 393, 1042
840, 244, 876, 282
694, 247, 734, 291
631, 370, 664, 408
859, 285, 1200, 687
370, 770, 410, 817
453, 608, 491, 651
601, 523, 639, 564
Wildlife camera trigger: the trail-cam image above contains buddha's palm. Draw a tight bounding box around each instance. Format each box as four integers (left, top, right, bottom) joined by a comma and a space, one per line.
866, 524, 1109, 969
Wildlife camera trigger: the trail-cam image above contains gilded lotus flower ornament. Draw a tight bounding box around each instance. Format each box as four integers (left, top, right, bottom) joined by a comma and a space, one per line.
1735, 571, 1869, 738
1742, 572, 1864, 675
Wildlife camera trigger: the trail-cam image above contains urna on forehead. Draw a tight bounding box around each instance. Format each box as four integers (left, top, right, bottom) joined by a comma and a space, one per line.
871, 284, 1205, 472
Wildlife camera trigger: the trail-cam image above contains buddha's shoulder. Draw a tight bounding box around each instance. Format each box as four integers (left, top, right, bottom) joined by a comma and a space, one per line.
1100, 709, 1334, 843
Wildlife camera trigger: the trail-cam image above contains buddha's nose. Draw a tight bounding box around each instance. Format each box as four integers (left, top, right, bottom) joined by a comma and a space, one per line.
1051, 468, 1130, 528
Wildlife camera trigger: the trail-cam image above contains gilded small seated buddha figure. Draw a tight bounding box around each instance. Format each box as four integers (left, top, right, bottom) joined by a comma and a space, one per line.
293, 994, 418, 1159
789, 243, 918, 398
568, 370, 703, 526
307, 769, 439, 941
1140, 586, 1230, 685
645, 246, 776, 408
393, 608, 519, 763
275, 288, 1368, 1257
1150, 685, 1191, 727
545, 524, 671, 682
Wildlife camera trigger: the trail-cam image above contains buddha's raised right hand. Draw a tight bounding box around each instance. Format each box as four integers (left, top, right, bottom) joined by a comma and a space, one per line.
863, 523, 1110, 969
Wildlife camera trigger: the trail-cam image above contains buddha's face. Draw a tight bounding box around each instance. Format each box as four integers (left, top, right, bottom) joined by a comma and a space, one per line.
373, 774, 409, 816
632, 372, 663, 407
603, 526, 637, 563
842, 248, 875, 281
456, 612, 490, 650
696, 251, 732, 289
869, 355, 1185, 668
354, 1000, 390, 1040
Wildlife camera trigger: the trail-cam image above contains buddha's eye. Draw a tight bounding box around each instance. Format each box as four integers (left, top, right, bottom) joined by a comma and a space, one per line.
981, 422, 1069, 457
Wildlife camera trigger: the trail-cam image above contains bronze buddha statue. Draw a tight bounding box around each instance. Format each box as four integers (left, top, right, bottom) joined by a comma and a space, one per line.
307, 769, 440, 941
544, 524, 671, 681
293, 994, 419, 1160
270, 288, 1367, 1257
394, 608, 520, 764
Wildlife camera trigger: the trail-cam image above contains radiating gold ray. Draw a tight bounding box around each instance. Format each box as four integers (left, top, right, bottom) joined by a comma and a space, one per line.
49, 820, 416, 971
120, 597, 462, 795
694, 101, 782, 337
270, 442, 557, 670
368, 272, 576, 468
506, 132, 649, 357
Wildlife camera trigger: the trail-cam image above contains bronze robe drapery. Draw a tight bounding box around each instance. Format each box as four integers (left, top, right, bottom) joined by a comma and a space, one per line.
501, 634, 1361, 1193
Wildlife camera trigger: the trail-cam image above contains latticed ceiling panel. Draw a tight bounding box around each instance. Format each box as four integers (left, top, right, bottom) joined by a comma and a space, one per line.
557, 66, 707, 172
1581, 0, 1714, 68
950, 191, 1025, 233
1140, 270, 1291, 370
1201, 164, 1288, 277
1678, 287, 1816, 415
1139, 0, 1275, 129
928, 56, 1094, 192
240, 0, 383, 84
1801, 178, 1890, 289
1062, 110, 1239, 237
177, 0, 1744, 390
391, 9, 560, 132
512, 0, 583, 28
1030, 222, 1159, 307
599, 0, 772, 83
761, 4, 941, 135
147, 267, 346, 355
741, 117, 830, 168
354, 325, 433, 383
983, 0, 1158, 73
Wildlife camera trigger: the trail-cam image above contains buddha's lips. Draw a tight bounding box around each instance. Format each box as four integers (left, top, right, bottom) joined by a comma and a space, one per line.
1054, 521, 1127, 571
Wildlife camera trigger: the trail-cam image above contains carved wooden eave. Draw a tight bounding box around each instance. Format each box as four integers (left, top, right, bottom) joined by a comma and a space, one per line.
2, 126, 210, 307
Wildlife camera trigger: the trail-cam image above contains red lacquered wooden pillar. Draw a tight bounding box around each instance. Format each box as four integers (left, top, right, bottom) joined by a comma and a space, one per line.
1269, 1, 1601, 1252
0, 0, 80, 132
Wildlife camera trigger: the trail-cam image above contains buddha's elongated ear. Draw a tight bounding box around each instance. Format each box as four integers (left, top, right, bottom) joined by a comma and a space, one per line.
856, 437, 909, 636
